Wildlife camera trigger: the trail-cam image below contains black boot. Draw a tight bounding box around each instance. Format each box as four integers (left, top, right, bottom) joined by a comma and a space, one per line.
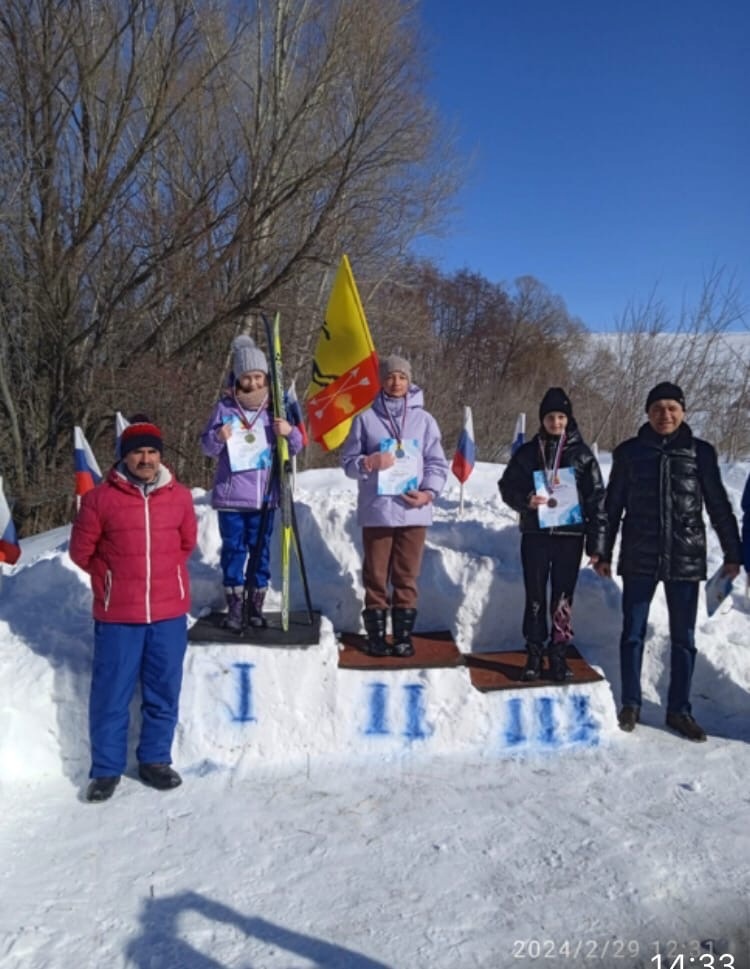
521, 642, 544, 681
362, 608, 390, 657
391, 607, 417, 657
548, 641, 572, 682
85, 776, 120, 803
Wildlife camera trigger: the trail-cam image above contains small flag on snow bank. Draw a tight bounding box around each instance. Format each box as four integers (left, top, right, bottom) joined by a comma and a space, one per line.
115, 411, 130, 458
451, 406, 476, 484
0, 476, 21, 564
74, 427, 103, 497
287, 380, 308, 447
511, 412, 526, 456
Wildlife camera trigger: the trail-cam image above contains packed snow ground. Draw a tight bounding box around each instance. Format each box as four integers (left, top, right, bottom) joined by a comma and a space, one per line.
1, 459, 749, 969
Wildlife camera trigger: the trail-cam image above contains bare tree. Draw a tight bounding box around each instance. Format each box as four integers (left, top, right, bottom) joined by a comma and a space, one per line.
573, 267, 747, 452
0, 0, 457, 531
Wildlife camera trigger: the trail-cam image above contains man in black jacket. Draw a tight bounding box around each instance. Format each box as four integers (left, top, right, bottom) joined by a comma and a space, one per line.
595, 382, 741, 741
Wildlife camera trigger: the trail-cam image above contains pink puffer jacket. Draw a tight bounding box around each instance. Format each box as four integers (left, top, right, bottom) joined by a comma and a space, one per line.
69, 466, 197, 623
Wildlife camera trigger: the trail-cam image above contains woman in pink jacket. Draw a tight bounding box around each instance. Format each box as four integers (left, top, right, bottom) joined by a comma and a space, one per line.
70, 420, 197, 803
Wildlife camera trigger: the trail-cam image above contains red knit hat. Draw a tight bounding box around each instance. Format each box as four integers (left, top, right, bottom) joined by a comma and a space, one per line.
120, 422, 163, 457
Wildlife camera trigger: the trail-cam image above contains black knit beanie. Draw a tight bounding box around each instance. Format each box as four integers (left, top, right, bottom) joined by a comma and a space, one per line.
539, 387, 573, 422
645, 382, 685, 412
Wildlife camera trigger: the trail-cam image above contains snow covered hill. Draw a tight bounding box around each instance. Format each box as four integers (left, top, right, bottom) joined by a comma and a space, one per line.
1, 462, 749, 968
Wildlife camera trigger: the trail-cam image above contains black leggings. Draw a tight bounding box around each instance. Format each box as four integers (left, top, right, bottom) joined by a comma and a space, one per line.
520, 532, 584, 646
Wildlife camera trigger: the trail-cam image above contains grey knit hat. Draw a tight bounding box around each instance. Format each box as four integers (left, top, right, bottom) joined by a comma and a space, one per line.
232, 334, 268, 377
379, 354, 412, 383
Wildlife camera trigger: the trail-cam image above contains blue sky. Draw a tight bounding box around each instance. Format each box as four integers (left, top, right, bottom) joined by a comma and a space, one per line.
416, 0, 749, 330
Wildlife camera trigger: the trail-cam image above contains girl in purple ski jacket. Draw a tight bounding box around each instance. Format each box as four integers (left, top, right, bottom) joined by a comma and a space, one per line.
201, 335, 303, 629
340, 354, 448, 658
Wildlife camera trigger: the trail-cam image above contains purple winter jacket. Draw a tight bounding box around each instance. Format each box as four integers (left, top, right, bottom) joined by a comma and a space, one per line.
340, 386, 449, 527
200, 396, 303, 511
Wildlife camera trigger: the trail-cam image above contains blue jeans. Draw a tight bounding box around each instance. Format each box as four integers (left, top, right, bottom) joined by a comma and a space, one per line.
218, 509, 275, 589
89, 616, 188, 777
619, 576, 699, 715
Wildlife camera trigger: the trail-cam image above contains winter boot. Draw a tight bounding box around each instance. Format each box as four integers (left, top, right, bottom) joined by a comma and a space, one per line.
138, 762, 183, 790
247, 588, 268, 628
548, 641, 572, 682
521, 642, 545, 681
223, 589, 244, 632
391, 607, 417, 658
666, 711, 707, 742
85, 776, 120, 803
362, 608, 390, 657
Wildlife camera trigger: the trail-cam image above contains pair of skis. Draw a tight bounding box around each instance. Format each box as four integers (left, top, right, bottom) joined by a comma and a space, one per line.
242, 312, 312, 632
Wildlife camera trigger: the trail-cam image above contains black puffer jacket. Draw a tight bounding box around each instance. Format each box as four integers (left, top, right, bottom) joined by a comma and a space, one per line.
603, 421, 741, 580
498, 419, 608, 557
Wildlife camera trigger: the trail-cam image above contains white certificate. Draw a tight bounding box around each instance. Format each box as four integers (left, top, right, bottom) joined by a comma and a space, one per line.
705, 564, 734, 617
533, 467, 583, 528
225, 417, 272, 472
376, 438, 420, 496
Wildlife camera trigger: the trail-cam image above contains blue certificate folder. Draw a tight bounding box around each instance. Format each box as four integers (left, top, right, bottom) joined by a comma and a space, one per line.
705, 564, 735, 617
532, 467, 583, 528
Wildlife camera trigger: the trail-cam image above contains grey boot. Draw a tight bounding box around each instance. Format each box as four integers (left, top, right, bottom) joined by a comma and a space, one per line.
362, 608, 390, 657
391, 607, 417, 657
521, 642, 544, 681
223, 589, 243, 632
247, 588, 267, 628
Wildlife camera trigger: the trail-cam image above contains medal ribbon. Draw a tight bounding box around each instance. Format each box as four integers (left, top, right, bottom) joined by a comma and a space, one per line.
539, 431, 566, 492
380, 392, 407, 450
232, 391, 268, 434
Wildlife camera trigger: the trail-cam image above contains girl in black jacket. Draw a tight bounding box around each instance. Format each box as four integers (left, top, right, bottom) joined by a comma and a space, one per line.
499, 388, 607, 681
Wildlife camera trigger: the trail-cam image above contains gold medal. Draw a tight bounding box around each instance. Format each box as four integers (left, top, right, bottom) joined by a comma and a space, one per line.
245, 433, 255, 444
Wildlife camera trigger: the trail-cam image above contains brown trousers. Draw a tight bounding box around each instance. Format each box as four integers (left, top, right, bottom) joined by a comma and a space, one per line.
362, 526, 427, 610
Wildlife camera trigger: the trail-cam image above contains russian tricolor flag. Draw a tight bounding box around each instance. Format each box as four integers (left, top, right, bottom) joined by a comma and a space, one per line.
74, 426, 103, 497
451, 406, 476, 484
0, 476, 21, 565
510, 412, 526, 456
287, 380, 309, 447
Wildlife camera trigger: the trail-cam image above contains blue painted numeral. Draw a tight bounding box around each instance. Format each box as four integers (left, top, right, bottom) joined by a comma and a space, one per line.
232, 662, 256, 723
364, 682, 429, 740
503, 692, 600, 749
364, 683, 389, 735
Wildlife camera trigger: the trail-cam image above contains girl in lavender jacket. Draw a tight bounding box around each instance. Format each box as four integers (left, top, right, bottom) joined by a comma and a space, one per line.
340, 355, 448, 657
201, 335, 303, 630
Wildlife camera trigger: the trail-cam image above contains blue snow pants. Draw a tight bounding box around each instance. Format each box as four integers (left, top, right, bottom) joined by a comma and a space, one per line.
89, 615, 188, 778
218, 509, 275, 590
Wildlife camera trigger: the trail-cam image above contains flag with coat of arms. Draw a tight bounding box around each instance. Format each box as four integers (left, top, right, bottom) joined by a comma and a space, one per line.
306, 255, 379, 451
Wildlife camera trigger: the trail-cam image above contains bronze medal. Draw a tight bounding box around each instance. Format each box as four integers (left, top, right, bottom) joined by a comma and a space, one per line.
245, 432, 255, 444
547, 497, 558, 508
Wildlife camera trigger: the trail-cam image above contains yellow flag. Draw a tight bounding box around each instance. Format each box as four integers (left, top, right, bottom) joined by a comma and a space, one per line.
306, 255, 379, 450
